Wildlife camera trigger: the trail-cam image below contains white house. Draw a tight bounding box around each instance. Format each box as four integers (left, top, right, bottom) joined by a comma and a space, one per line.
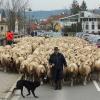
0, 10, 8, 36
60, 11, 100, 34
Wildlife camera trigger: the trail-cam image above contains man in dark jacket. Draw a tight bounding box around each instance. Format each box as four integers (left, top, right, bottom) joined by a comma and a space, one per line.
49, 47, 67, 90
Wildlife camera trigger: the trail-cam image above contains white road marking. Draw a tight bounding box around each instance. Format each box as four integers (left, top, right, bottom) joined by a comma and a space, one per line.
93, 80, 100, 91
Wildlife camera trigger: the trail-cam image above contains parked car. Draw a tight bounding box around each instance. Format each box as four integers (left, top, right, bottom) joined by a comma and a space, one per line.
81, 33, 90, 41
96, 39, 100, 48
86, 34, 100, 48
76, 32, 100, 48
76, 32, 86, 38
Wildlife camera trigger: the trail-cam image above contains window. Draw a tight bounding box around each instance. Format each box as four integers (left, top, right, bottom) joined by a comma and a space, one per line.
1, 26, 3, 31
86, 18, 88, 21
94, 18, 96, 21
86, 23, 89, 30
75, 19, 78, 21
80, 12, 84, 17
98, 31, 100, 35
89, 18, 92, 21
98, 23, 100, 29
83, 18, 88, 21
92, 25, 95, 30
81, 19, 83, 22
91, 18, 93, 21
92, 22, 95, 30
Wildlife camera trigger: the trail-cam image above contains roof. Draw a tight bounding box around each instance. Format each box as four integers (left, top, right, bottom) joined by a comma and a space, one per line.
60, 11, 100, 20
80, 11, 100, 18
60, 13, 79, 20
31, 24, 38, 30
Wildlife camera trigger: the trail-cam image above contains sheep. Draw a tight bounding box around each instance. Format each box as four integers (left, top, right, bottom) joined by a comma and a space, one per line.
0, 36, 100, 86
78, 63, 91, 85
93, 59, 100, 81
64, 63, 78, 86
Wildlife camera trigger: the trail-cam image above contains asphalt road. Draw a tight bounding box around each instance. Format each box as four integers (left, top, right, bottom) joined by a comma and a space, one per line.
11, 81, 100, 100
0, 72, 20, 99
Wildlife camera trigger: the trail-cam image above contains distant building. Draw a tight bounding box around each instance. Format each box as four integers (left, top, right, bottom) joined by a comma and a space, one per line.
0, 22, 8, 35
0, 10, 8, 35
60, 11, 100, 34
39, 14, 65, 31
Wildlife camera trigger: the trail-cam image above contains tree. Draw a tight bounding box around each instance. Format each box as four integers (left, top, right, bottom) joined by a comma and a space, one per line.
80, 0, 87, 11
76, 22, 82, 32
0, 0, 3, 9
70, 0, 80, 14
4, 0, 29, 32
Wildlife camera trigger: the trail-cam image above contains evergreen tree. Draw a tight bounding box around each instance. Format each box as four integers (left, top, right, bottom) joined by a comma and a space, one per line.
80, 0, 87, 11
70, 0, 80, 14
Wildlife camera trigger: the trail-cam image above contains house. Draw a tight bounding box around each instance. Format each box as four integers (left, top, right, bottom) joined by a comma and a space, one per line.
60, 11, 100, 34
39, 19, 51, 30
0, 21, 8, 35
39, 14, 65, 31
0, 10, 8, 36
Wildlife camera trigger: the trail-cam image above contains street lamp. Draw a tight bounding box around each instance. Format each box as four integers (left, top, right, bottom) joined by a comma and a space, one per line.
24, 8, 26, 34
28, 8, 32, 35
23, 8, 32, 35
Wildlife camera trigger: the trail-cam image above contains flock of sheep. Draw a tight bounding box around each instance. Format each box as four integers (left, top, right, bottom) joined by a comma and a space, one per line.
0, 36, 100, 86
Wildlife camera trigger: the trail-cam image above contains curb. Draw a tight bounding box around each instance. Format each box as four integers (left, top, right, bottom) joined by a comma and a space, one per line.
3, 75, 22, 100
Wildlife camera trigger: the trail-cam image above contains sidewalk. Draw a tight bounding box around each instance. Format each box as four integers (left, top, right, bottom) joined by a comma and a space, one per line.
0, 71, 20, 99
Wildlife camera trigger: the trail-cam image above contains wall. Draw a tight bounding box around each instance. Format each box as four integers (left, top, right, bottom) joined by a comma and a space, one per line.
82, 20, 100, 33
0, 24, 8, 36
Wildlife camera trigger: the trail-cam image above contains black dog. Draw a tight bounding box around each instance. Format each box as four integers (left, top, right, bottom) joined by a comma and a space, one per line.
12, 80, 40, 98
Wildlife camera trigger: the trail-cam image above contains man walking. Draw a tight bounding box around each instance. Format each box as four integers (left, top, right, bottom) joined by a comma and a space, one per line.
49, 47, 67, 90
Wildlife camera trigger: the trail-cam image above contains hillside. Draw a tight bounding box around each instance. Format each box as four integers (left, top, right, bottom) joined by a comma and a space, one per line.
25, 9, 70, 20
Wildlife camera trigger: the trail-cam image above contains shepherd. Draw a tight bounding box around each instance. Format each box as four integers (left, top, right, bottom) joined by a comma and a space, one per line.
49, 47, 67, 90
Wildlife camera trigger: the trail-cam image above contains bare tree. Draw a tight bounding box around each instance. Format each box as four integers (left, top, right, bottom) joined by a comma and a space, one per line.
0, 0, 3, 9
4, 0, 29, 32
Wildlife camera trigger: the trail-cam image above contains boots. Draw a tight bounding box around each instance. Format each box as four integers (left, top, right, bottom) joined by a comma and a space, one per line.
58, 80, 62, 90
54, 80, 58, 90
54, 80, 62, 90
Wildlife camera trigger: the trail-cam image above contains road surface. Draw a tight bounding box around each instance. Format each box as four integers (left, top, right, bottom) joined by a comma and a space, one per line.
11, 80, 100, 100
0, 72, 20, 99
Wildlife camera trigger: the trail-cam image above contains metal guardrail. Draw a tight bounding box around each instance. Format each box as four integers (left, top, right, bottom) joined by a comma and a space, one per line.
0, 34, 27, 46
14, 34, 26, 38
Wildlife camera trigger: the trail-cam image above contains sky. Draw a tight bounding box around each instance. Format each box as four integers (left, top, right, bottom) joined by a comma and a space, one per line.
29, 0, 100, 11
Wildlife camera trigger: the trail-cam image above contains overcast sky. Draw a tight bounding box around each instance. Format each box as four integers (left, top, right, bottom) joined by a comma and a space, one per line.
29, 0, 100, 11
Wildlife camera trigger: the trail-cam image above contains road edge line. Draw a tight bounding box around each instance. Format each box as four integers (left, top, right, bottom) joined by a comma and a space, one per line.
93, 80, 100, 91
